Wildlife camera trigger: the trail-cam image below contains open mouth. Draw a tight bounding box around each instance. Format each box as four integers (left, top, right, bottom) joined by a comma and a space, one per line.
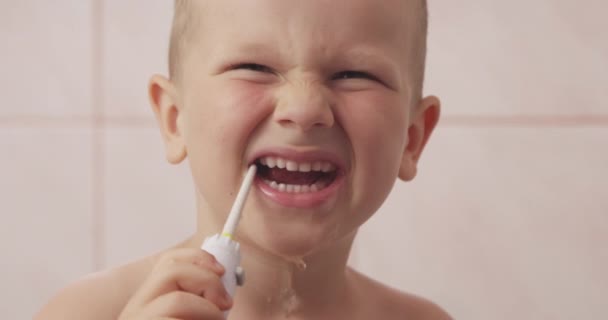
254, 156, 339, 193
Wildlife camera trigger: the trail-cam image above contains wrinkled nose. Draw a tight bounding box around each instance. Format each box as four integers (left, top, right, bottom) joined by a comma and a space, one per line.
272, 82, 335, 131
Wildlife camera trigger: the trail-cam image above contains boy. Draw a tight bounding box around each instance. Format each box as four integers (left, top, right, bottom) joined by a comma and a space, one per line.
36, 0, 450, 319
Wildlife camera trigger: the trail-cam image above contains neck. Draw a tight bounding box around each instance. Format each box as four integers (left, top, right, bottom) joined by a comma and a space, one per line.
186, 207, 358, 319
234, 232, 356, 319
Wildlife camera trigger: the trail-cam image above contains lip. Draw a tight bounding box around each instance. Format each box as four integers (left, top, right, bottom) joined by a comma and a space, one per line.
248, 147, 347, 208
254, 173, 345, 208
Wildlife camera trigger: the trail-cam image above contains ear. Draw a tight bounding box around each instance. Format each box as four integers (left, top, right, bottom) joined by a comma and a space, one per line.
148, 74, 187, 164
398, 95, 441, 181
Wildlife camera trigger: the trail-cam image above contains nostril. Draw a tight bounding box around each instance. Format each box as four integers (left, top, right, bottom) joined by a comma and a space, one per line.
277, 118, 296, 127
275, 113, 334, 131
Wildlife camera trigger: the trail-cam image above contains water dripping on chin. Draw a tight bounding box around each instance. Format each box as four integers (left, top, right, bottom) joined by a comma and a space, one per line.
281, 256, 308, 271
275, 256, 306, 317
282, 288, 300, 318
294, 258, 307, 271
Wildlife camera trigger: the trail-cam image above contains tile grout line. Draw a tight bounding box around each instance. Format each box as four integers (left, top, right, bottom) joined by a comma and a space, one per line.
2, 114, 608, 128
439, 115, 608, 127
91, 0, 105, 272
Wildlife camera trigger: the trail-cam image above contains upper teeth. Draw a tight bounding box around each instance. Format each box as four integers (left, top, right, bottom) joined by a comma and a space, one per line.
259, 156, 336, 173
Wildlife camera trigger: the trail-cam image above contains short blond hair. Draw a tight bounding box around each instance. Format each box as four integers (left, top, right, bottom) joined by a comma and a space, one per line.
168, 0, 428, 102
168, 0, 197, 81
410, 0, 429, 104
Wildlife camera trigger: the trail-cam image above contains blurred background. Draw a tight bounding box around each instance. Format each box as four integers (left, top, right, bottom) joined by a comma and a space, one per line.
1, 0, 607, 319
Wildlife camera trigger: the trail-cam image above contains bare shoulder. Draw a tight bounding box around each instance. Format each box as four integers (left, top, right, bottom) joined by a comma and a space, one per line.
33, 255, 157, 320
348, 268, 453, 320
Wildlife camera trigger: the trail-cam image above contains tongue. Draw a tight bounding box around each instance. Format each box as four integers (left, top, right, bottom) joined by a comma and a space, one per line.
261, 167, 325, 185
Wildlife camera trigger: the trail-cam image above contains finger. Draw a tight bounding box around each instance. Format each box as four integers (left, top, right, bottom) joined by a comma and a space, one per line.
132, 261, 231, 309
155, 248, 225, 275
143, 291, 226, 320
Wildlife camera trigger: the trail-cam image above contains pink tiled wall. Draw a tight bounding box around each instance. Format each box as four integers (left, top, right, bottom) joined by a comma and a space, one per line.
2, 1, 606, 319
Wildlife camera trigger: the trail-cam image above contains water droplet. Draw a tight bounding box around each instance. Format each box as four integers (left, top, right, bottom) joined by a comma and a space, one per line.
295, 259, 307, 271
280, 256, 308, 271
282, 288, 300, 317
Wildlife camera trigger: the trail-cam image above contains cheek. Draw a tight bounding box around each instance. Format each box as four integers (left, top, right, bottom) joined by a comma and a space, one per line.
182, 81, 274, 214
338, 92, 408, 209
186, 81, 272, 148
221, 82, 274, 139
339, 91, 408, 162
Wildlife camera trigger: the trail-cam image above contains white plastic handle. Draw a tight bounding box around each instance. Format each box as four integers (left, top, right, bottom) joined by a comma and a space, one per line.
201, 235, 241, 298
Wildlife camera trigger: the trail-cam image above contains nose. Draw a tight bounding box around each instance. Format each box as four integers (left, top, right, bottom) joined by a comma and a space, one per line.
272, 81, 335, 131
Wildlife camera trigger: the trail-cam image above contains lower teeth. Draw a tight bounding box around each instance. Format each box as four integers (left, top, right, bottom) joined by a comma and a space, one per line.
264, 180, 327, 193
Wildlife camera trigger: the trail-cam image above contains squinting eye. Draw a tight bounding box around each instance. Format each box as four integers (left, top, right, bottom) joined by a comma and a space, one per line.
333, 71, 376, 80
233, 63, 273, 73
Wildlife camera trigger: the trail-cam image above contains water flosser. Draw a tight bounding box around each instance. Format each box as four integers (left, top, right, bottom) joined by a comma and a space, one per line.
201, 165, 257, 318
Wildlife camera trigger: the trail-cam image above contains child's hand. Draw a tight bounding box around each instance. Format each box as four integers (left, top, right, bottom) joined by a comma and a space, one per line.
118, 248, 232, 320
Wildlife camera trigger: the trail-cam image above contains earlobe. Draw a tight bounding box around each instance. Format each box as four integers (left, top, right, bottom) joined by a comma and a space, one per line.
398, 96, 441, 181
149, 74, 187, 164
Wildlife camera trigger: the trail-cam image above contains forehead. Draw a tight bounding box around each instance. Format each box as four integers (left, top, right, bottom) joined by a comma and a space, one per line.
190, 0, 416, 58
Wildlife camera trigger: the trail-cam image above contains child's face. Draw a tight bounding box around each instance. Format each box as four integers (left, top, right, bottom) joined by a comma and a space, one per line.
158, 0, 438, 257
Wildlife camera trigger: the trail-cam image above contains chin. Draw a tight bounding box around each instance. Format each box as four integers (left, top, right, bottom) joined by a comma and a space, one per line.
238, 222, 339, 259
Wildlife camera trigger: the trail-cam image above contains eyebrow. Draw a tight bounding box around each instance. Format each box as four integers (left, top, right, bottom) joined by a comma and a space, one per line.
210, 42, 277, 60
231, 43, 273, 56
337, 48, 403, 85
339, 48, 399, 68
214, 42, 396, 63
204, 42, 282, 70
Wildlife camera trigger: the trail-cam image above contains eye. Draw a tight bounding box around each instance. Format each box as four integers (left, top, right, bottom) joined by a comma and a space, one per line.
232, 63, 274, 73
332, 71, 377, 81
